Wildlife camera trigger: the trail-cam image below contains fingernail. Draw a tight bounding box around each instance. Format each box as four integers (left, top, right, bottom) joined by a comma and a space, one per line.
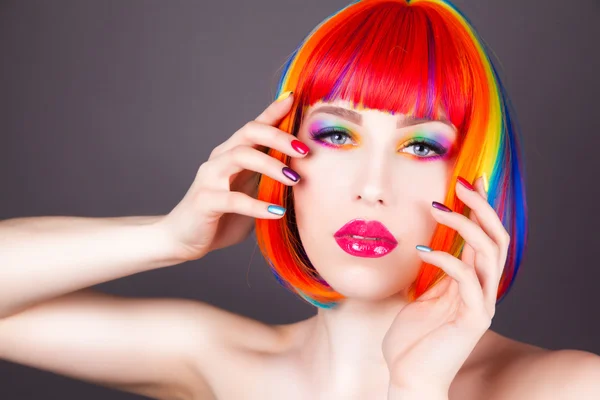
282, 166, 300, 182
416, 245, 432, 252
457, 176, 475, 191
276, 91, 293, 102
291, 139, 309, 155
267, 205, 286, 215
432, 201, 452, 212
481, 172, 489, 193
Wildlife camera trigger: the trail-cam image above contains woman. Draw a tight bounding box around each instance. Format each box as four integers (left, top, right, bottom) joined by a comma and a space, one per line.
0, 0, 598, 399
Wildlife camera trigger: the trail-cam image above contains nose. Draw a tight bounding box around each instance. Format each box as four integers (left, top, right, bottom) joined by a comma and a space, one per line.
356, 187, 385, 206
353, 156, 392, 207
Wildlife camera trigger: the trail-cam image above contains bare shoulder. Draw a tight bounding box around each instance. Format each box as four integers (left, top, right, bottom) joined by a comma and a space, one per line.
483, 331, 600, 400
183, 299, 289, 398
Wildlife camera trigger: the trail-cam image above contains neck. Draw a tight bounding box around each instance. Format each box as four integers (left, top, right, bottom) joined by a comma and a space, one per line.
294, 289, 412, 395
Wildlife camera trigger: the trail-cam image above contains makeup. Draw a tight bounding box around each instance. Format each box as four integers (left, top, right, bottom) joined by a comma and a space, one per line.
308, 120, 361, 150
307, 120, 453, 161
404, 131, 453, 161
333, 219, 398, 258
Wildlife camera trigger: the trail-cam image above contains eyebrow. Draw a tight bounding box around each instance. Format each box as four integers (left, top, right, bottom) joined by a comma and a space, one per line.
307, 105, 454, 129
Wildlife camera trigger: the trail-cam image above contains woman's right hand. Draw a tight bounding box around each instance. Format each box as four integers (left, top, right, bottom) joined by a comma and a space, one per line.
157, 91, 309, 262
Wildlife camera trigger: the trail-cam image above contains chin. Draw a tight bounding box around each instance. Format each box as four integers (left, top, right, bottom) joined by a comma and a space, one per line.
316, 263, 411, 301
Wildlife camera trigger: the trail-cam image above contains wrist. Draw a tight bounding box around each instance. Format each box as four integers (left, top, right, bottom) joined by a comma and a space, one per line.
143, 216, 191, 267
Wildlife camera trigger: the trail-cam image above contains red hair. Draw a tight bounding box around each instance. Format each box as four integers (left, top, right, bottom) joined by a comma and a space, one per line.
255, 0, 528, 308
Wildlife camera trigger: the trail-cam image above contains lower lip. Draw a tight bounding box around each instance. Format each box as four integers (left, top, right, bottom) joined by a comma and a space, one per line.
334, 236, 398, 258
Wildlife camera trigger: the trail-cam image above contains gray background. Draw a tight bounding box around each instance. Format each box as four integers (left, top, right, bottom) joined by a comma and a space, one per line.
1, 0, 598, 398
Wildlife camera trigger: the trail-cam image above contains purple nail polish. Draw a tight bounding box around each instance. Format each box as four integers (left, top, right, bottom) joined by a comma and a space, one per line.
282, 167, 300, 182
432, 201, 452, 212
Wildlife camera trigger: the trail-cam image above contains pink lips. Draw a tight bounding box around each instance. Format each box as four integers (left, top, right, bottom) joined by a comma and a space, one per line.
333, 219, 398, 258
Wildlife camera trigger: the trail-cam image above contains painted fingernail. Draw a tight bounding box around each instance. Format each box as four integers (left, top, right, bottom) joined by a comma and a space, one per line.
416, 245, 433, 252
432, 201, 452, 212
481, 172, 489, 193
276, 91, 293, 102
267, 205, 286, 215
291, 139, 309, 155
282, 166, 300, 182
457, 176, 475, 191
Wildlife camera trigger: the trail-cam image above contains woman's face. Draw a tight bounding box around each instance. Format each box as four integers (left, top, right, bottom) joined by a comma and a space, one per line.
290, 99, 459, 300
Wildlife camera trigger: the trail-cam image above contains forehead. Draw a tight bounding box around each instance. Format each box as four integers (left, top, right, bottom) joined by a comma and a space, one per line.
304, 99, 455, 131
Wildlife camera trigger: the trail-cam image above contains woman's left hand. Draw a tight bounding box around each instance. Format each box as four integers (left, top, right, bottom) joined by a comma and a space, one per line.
382, 175, 510, 397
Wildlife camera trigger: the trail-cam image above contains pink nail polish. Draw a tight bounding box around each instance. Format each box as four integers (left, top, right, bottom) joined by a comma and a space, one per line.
457, 176, 475, 191
291, 139, 309, 155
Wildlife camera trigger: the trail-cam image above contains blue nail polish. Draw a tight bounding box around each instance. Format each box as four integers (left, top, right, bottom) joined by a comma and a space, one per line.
267, 205, 286, 215
416, 245, 432, 252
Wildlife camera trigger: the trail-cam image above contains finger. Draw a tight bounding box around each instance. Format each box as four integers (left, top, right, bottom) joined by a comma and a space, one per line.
473, 175, 488, 201
210, 119, 308, 161
199, 189, 286, 220
467, 178, 484, 223
431, 202, 498, 266
463, 177, 503, 307
431, 204, 499, 310
469, 176, 489, 234
255, 90, 294, 125
199, 145, 301, 191
209, 91, 296, 158
463, 176, 487, 236
464, 175, 509, 282
416, 249, 486, 314
455, 176, 510, 251
250, 91, 296, 155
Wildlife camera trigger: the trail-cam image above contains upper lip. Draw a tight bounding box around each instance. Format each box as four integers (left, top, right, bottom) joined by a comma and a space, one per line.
334, 219, 398, 244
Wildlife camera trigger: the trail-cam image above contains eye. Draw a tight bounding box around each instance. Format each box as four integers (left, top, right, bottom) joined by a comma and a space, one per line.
310, 128, 449, 160
401, 138, 448, 159
310, 128, 356, 148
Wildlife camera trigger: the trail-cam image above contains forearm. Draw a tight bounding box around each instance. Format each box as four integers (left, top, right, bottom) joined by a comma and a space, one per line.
388, 383, 448, 400
0, 215, 184, 319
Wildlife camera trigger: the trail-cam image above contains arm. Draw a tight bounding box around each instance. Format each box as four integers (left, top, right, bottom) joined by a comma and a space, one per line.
0, 94, 300, 398
0, 289, 228, 399
0, 215, 184, 319
0, 215, 240, 399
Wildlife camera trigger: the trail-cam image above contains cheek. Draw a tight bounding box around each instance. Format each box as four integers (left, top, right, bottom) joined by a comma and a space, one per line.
291, 164, 340, 226
402, 166, 450, 228
290, 159, 349, 258
290, 156, 358, 223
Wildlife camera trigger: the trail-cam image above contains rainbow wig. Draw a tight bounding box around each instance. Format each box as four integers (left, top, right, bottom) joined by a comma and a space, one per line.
255, 0, 528, 309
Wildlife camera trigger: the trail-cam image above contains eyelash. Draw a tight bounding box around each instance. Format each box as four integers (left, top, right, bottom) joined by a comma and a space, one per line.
309, 128, 449, 160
